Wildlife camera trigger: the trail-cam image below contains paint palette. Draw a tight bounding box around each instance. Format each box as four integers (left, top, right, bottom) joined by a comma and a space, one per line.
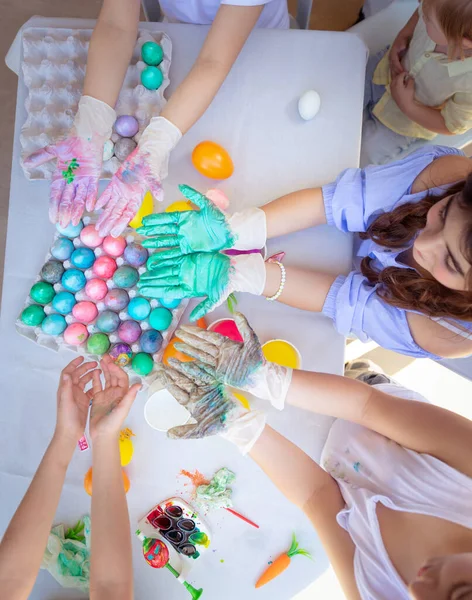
16, 217, 187, 385
138, 497, 211, 561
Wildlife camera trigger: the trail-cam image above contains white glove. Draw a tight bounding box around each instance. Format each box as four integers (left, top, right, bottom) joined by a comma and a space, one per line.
136, 116, 182, 184
227, 207, 267, 250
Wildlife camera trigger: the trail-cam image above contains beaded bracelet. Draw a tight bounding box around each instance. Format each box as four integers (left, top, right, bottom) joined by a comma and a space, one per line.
266, 260, 286, 302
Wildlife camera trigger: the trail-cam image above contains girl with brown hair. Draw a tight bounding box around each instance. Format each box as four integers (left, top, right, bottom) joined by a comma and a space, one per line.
137, 145, 472, 359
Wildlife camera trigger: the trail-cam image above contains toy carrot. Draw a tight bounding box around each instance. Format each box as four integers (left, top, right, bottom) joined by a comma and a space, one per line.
255, 533, 312, 589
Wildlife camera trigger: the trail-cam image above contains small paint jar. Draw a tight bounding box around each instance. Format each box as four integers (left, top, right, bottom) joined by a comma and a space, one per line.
179, 543, 197, 557
177, 518, 196, 533
154, 515, 172, 531
165, 530, 183, 544
165, 505, 183, 519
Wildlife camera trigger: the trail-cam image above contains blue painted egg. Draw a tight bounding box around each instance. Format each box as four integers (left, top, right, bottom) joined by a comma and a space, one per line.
71, 247, 96, 269
124, 243, 148, 267
140, 329, 163, 354
56, 221, 84, 238
41, 313, 67, 335
96, 310, 121, 333
62, 269, 86, 293
127, 297, 151, 321
52, 291, 76, 315
141, 66, 163, 90
104, 288, 129, 311
51, 237, 74, 261
158, 297, 181, 309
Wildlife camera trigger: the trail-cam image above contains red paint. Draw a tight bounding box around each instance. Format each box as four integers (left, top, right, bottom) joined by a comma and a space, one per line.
209, 319, 243, 342
225, 507, 259, 528
155, 515, 172, 531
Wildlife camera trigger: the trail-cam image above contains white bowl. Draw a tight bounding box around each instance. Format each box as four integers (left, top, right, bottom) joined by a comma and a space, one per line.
144, 388, 191, 432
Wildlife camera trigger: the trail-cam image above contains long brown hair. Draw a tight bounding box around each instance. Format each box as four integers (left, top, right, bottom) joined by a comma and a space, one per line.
359, 175, 472, 320
422, 0, 472, 59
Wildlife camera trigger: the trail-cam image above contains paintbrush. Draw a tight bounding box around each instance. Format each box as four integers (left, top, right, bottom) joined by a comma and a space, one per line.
225, 507, 259, 529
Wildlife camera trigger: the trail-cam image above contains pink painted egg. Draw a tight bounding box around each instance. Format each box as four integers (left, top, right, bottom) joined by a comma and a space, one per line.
103, 235, 127, 257
64, 323, 89, 345
118, 320, 142, 344
72, 301, 98, 324
93, 256, 117, 279
80, 225, 104, 248
85, 278, 108, 301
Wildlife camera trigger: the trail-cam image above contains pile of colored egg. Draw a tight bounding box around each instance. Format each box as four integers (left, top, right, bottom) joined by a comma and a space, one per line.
19, 218, 185, 380
141, 41, 164, 90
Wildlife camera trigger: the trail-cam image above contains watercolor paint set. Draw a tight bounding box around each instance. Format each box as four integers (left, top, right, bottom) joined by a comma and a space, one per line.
17, 216, 187, 385
137, 497, 211, 563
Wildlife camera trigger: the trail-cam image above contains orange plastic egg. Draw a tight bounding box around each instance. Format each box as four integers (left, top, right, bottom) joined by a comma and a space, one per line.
162, 336, 194, 366
84, 467, 130, 496
192, 141, 234, 180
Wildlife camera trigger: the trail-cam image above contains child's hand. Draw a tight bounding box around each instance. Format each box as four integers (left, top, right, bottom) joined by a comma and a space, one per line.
89, 355, 141, 441
390, 73, 416, 112
389, 31, 411, 77
55, 357, 98, 447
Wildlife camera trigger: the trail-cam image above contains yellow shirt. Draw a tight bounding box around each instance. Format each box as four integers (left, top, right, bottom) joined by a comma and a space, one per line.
372, 3, 472, 139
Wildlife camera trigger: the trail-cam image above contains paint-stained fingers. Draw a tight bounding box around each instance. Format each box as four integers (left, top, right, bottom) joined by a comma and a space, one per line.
107, 358, 128, 389
49, 179, 66, 224
138, 285, 185, 299
234, 312, 260, 348
137, 222, 180, 237
139, 267, 180, 282
85, 177, 99, 213
145, 253, 183, 270
163, 364, 196, 394
167, 382, 191, 406
71, 179, 88, 225
174, 329, 219, 358
72, 360, 98, 383
178, 184, 208, 211
91, 369, 103, 396
58, 183, 76, 228
177, 324, 222, 348
77, 370, 97, 391
167, 358, 217, 386
174, 342, 217, 367
189, 297, 217, 322
167, 423, 200, 439
100, 357, 112, 388
141, 212, 180, 228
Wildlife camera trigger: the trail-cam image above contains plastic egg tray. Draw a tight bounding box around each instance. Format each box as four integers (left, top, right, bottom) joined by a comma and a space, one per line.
20, 27, 172, 180
136, 497, 211, 574
16, 217, 187, 386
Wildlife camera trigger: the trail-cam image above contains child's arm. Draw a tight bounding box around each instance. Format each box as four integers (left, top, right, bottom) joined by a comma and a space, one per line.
89, 357, 140, 600
160, 4, 264, 134
391, 73, 453, 135
286, 370, 472, 478
389, 8, 419, 76
83, 0, 141, 107
249, 426, 360, 600
0, 358, 98, 600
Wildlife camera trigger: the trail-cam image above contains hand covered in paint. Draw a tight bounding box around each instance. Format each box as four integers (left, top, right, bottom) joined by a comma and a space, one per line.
138, 184, 266, 258
89, 355, 141, 441
174, 312, 292, 410
155, 358, 266, 453
138, 252, 266, 321
55, 357, 98, 447
95, 117, 181, 237
23, 96, 116, 227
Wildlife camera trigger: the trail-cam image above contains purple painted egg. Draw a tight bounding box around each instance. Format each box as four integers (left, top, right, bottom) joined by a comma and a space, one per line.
109, 343, 133, 367
114, 115, 139, 138
104, 288, 129, 311
118, 320, 142, 344
124, 243, 148, 267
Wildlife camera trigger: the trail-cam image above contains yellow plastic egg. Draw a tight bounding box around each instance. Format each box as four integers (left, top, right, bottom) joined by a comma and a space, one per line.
119, 428, 135, 466
262, 339, 301, 369
165, 200, 194, 213
232, 390, 250, 410
129, 191, 154, 229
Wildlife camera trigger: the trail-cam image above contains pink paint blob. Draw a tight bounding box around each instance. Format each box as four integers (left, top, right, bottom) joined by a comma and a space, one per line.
208, 319, 243, 342
85, 278, 108, 301
93, 256, 117, 279
72, 301, 98, 324
80, 225, 104, 248
103, 235, 127, 257
118, 320, 142, 343
64, 322, 89, 345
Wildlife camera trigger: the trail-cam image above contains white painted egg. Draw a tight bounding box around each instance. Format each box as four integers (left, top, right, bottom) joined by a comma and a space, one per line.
103, 139, 114, 162
298, 90, 321, 121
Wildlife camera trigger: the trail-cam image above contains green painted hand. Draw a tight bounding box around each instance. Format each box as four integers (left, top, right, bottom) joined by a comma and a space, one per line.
138, 252, 232, 321
137, 184, 235, 261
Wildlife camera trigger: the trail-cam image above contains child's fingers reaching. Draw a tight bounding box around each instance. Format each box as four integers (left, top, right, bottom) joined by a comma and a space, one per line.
77, 370, 98, 391
91, 369, 103, 396
108, 360, 129, 389
100, 357, 112, 388
62, 356, 85, 377
117, 383, 141, 417
72, 361, 98, 384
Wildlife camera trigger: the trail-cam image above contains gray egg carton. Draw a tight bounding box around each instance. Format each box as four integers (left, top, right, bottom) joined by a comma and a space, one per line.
16, 216, 187, 387
20, 27, 172, 180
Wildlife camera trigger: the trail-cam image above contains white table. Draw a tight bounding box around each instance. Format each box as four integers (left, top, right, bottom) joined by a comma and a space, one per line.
1, 17, 366, 600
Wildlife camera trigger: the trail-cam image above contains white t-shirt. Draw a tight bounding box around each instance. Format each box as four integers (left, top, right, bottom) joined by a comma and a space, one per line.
321, 383, 472, 600
159, 0, 289, 29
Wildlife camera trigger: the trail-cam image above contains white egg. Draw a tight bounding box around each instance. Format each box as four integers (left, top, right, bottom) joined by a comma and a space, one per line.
298, 90, 321, 121
103, 139, 114, 162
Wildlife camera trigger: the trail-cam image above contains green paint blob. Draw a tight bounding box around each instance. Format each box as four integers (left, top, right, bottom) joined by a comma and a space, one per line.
62, 157, 80, 184
30, 281, 55, 305
220, 559, 224, 563
21, 304, 46, 326
141, 41, 163, 66
87, 333, 110, 355
149, 307, 172, 331
189, 532, 210, 548
132, 352, 154, 376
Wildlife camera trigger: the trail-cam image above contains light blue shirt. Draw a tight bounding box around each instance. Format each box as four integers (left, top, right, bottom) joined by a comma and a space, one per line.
321, 145, 472, 359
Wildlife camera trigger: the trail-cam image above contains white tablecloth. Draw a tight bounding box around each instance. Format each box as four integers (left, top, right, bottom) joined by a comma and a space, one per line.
1, 18, 366, 600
